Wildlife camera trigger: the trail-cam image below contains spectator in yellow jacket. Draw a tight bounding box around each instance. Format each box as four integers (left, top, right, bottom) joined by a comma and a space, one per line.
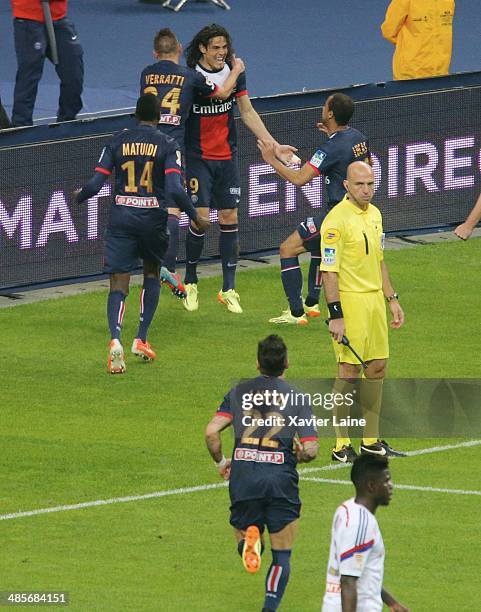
381, 0, 455, 80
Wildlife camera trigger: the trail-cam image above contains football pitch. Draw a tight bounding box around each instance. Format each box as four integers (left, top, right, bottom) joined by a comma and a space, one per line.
1, 237, 480, 611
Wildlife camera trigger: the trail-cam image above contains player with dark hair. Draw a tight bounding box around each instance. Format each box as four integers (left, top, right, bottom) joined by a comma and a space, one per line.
139, 28, 244, 278
322, 454, 409, 611
182, 24, 296, 314
258, 93, 370, 325
75, 94, 209, 373
205, 335, 318, 611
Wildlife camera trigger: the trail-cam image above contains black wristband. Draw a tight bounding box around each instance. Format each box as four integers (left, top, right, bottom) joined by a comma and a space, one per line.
328, 301, 343, 319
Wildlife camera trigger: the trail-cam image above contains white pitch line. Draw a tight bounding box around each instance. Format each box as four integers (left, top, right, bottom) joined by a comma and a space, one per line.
301, 477, 481, 496
0, 482, 227, 522
298, 438, 481, 475
1, 439, 480, 522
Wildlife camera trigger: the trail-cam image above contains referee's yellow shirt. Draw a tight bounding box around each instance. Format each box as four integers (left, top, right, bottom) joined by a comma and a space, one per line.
320, 195, 384, 293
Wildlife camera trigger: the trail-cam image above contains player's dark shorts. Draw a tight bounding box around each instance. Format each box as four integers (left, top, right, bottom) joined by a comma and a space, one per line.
104, 208, 168, 274
296, 215, 324, 254
230, 497, 301, 534
186, 154, 240, 210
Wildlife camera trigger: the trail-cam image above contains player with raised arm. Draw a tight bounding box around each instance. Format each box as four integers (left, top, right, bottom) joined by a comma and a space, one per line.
258, 93, 370, 325
140, 28, 244, 278
75, 94, 209, 373
322, 454, 409, 612
183, 24, 296, 314
205, 335, 318, 611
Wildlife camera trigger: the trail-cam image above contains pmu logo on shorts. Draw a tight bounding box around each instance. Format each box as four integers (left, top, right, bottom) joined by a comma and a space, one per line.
322, 247, 336, 265
234, 448, 284, 464
115, 195, 159, 208
230, 187, 241, 196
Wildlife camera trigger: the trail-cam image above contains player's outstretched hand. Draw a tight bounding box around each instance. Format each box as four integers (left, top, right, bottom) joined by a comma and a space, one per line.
454, 222, 473, 240
257, 139, 276, 164
274, 143, 300, 166
389, 300, 404, 329
316, 121, 330, 136
195, 213, 210, 232
231, 54, 245, 74
218, 459, 231, 481
389, 603, 409, 612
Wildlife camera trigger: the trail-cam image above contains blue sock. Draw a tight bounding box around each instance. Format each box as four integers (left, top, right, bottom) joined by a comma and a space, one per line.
263, 549, 291, 611
280, 257, 304, 316
184, 225, 205, 285
107, 291, 126, 340
219, 223, 238, 291
163, 214, 180, 273
136, 277, 160, 342
306, 254, 321, 305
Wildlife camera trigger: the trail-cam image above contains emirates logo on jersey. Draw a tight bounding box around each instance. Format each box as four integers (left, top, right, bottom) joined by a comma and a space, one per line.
192, 100, 233, 115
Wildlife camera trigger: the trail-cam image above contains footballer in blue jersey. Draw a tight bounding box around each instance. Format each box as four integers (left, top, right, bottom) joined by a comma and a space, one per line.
205, 335, 318, 611
75, 94, 209, 374
139, 28, 245, 275
258, 93, 370, 326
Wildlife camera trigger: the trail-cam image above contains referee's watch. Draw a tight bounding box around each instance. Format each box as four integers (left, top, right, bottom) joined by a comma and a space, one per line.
386, 292, 399, 302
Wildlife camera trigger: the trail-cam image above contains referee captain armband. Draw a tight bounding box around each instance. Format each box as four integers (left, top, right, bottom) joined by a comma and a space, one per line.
328, 301, 343, 319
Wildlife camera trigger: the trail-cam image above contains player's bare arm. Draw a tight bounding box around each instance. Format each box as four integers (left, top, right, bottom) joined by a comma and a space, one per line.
294, 438, 319, 463
454, 191, 481, 240
381, 261, 404, 329
215, 55, 245, 100
257, 139, 317, 186
340, 575, 358, 611
205, 415, 232, 479
381, 587, 410, 612
237, 94, 298, 163
323, 271, 345, 343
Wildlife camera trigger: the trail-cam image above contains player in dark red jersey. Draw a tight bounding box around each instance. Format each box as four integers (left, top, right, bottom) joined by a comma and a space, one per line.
205, 335, 318, 611
139, 28, 244, 278
75, 94, 209, 374
183, 24, 297, 314
258, 94, 371, 325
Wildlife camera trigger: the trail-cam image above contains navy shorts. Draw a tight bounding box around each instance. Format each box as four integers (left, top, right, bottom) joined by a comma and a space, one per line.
186, 155, 240, 210
230, 497, 301, 534
296, 215, 324, 254
104, 209, 168, 274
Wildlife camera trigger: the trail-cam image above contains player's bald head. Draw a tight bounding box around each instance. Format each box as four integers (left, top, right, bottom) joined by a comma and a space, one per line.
347, 161, 374, 182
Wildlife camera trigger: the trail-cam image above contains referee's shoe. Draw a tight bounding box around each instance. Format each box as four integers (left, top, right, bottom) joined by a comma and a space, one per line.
360, 439, 406, 457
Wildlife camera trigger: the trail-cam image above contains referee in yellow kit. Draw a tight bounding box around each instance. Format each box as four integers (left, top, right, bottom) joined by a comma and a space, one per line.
321, 161, 405, 463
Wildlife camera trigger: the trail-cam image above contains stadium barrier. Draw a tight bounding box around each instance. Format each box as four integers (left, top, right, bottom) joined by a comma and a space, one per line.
1, 72, 481, 290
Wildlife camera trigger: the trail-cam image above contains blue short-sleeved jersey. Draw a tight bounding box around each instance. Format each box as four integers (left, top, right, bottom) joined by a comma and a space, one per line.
307, 127, 370, 207
140, 60, 217, 147
217, 376, 318, 503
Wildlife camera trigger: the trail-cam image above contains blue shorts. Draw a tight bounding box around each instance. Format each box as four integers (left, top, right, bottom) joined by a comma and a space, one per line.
104, 209, 168, 274
230, 497, 301, 534
186, 155, 240, 210
296, 215, 323, 254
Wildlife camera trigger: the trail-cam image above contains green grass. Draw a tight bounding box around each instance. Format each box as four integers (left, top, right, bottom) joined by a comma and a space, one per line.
1, 238, 480, 610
